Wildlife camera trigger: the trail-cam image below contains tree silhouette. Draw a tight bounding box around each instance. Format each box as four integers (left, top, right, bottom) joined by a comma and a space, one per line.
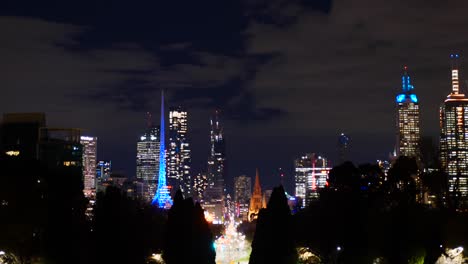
249, 185, 297, 264
163, 190, 215, 264
91, 186, 165, 264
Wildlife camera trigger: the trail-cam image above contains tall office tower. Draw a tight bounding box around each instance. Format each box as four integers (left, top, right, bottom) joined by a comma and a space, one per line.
80, 136, 97, 197
207, 111, 226, 190
440, 54, 468, 208
203, 111, 226, 223
193, 172, 208, 201
234, 175, 251, 220
136, 113, 160, 203
295, 153, 331, 207
153, 91, 172, 208
248, 169, 264, 221
338, 133, 350, 164
167, 106, 191, 197
396, 66, 421, 161
1, 113, 46, 159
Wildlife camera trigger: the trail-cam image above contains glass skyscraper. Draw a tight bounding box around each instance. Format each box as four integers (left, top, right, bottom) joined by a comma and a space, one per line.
136, 117, 160, 203
396, 66, 421, 161
440, 54, 468, 208
168, 106, 191, 197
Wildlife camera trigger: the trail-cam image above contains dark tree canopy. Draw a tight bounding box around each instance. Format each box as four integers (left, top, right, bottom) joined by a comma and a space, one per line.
163, 190, 216, 264
249, 185, 297, 264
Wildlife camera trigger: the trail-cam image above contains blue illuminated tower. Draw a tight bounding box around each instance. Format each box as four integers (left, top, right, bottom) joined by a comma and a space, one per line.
152, 90, 173, 208
396, 66, 421, 160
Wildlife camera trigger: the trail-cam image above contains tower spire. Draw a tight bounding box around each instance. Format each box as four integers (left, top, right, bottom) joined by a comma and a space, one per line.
450, 54, 460, 95
401, 65, 414, 93
254, 168, 262, 194
153, 89, 172, 208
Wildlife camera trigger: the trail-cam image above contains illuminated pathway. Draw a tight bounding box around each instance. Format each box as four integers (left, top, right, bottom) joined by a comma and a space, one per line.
214, 219, 251, 264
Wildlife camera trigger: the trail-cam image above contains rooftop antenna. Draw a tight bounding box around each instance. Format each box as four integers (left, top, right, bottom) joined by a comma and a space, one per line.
450, 54, 460, 95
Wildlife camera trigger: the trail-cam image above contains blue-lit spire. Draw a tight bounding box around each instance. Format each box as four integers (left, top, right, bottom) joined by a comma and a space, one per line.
396, 66, 418, 103
152, 90, 173, 208
401, 66, 414, 92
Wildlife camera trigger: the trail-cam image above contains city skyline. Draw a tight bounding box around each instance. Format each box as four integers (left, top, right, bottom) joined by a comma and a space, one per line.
2, 1, 468, 192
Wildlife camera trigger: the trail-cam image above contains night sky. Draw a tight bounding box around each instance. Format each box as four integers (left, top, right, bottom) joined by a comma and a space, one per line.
1, 0, 468, 193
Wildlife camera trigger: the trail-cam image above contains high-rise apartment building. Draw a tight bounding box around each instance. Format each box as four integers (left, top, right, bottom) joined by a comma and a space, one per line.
168, 106, 191, 197
80, 136, 97, 197
234, 175, 251, 220
136, 114, 160, 203
295, 153, 331, 207
396, 66, 421, 161
440, 54, 468, 208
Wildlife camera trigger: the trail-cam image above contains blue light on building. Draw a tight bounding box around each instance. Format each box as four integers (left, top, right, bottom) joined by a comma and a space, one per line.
152, 91, 173, 208
396, 94, 406, 103
410, 94, 418, 103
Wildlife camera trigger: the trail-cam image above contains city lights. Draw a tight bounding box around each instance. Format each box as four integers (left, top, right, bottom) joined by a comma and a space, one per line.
214, 219, 250, 264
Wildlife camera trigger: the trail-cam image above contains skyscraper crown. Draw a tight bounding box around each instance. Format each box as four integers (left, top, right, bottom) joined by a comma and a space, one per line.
396, 66, 418, 103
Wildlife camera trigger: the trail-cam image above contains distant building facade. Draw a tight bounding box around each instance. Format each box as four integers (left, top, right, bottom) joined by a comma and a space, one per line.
1, 113, 46, 159
234, 175, 251, 221
295, 153, 331, 207
96, 160, 112, 192
440, 55, 468, 208
193, 172, 208, 201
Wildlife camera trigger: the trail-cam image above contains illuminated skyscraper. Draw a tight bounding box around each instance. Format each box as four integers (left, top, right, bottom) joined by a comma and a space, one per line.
396, 66, 421, 161
295, 153, 331, 207
207, 111, 226, 190
80, 136, 97, 197
168, 106, 191, 197
440, 54, 468, 208
153, 91, 172, 208
136, 113, 160, 203
203, 111, 226, 223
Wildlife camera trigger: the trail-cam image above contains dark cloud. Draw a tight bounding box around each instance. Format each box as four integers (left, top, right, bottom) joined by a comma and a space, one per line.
1, 0, 468, 190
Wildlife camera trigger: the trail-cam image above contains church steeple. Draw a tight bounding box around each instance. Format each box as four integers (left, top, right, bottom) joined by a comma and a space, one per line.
248, 168, 265, 221
253, 168, 262, 195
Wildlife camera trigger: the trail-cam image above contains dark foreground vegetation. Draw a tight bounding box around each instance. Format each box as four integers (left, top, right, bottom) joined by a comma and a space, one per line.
1, 154, 467, 263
